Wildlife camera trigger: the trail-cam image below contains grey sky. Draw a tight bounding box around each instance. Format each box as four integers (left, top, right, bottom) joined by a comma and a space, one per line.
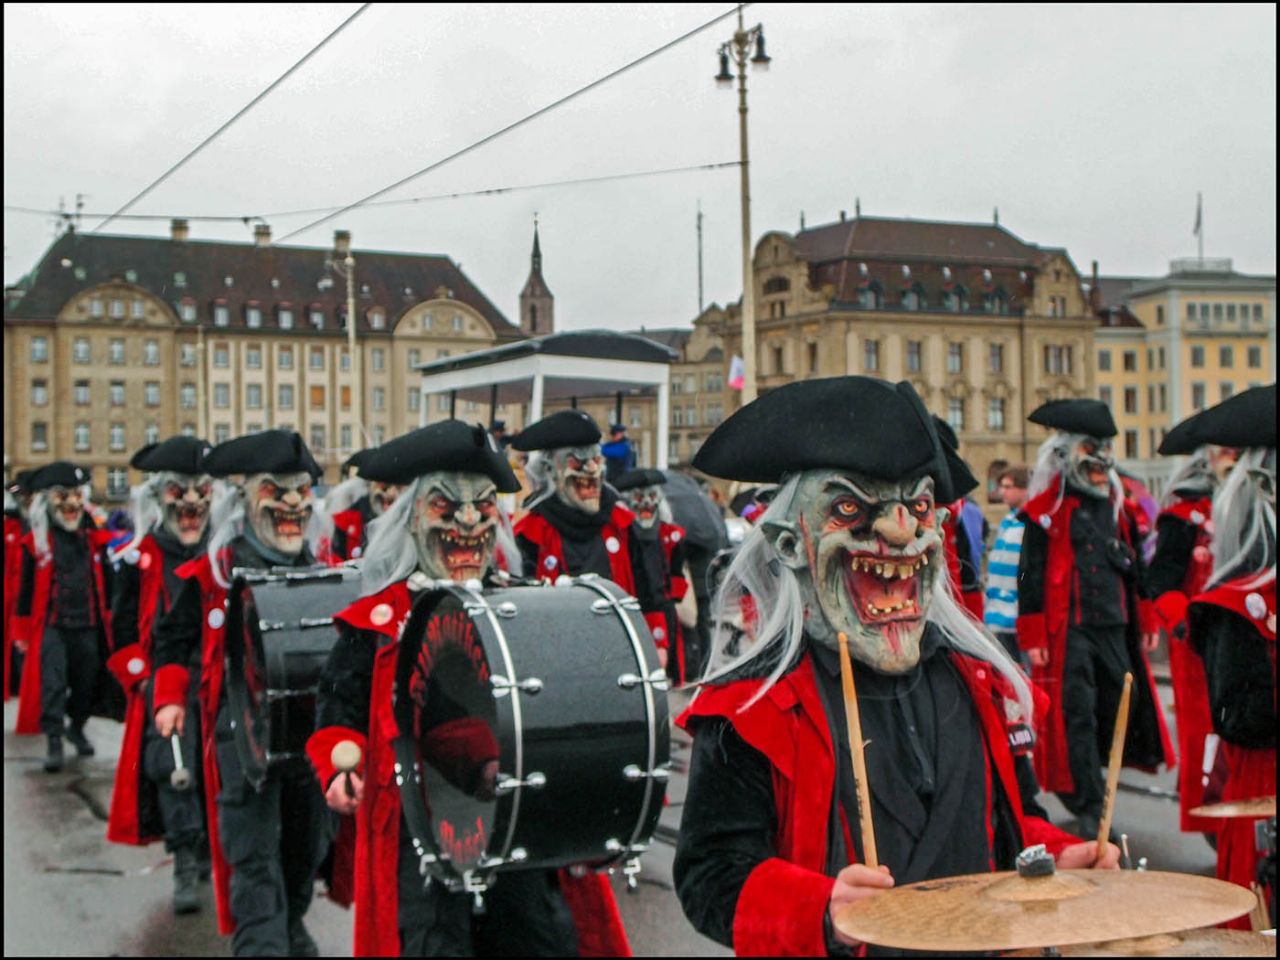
4, 3, 1275, 331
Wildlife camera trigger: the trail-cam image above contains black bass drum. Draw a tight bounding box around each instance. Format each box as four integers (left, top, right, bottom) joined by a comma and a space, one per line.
224, 565, 363, 789
392, 574, 669, 898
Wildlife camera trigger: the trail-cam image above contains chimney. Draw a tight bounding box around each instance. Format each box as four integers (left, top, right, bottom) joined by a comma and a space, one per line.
334, 230, 351, 257
171, 218, 189, 242
855, 197, 861, 217
253, 223, 271, 247
993, 207, 1000, 226
839, 210, 847, 222
1089, 260, 1101, 313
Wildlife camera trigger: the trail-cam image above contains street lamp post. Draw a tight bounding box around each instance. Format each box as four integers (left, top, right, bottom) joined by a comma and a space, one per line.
328, 253, 363, 450
716, 5, 770, 405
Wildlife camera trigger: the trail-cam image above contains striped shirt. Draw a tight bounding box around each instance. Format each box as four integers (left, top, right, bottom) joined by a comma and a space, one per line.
984, 509, 1025, 632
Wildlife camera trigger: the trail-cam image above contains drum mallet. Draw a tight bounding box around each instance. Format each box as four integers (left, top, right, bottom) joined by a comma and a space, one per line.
837, 632, 879, 868
169, 734, 192, 791
1096, 672, 1134, 864
331, 740, 363, 800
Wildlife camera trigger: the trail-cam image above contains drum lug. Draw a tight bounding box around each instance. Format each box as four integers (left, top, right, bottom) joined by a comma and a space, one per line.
490, 675, 543, 697
464, 603, 488, 619
476, 847, 527, 871
495, 770, 546, 796
495, 601, 518, 618
462, 872, 489, 915
623, 857, 643, 892
591, 599, 612, 615
617, 668, 670, 692
623, 763, 672, 783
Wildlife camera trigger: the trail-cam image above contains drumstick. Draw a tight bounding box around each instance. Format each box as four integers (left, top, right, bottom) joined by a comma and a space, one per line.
1095, 672, 1133, 863
169, 734, 192, 791
837, 632, 878, 869
331, 740, 362, 800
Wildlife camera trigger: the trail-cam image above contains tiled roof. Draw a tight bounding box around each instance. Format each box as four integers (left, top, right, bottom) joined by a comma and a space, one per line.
792, 216, 1046, 266
1093, 275, 1149, 310
4, 229, 521, 338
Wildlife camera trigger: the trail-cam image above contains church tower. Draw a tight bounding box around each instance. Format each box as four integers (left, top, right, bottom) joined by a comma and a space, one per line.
519, 219, 554, 336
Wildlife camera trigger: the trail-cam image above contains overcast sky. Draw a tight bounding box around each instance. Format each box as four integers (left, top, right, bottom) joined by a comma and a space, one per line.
4, 3, 1275, 331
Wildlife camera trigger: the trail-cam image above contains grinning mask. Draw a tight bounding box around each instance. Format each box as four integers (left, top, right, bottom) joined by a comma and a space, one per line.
159, 472, 213, 547
1208, 445, 1240, 484
369, 480, 404, 517
246, 471, 314, 556
1067, 436, 1116, 499
48, 486, 86, 532
412, 471, 500, 581
552, 444, 604, 514
765, 470, 945, 674
626, 485, 664, 530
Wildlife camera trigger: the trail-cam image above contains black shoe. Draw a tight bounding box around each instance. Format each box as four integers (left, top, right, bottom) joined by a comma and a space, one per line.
44, 736, 64, 773
288, 918, 318, 958
172, 846, 201, 915
65, 724, 95, 757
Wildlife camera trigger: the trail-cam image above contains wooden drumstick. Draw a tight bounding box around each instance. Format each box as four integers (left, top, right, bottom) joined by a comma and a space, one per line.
837, 632, 879, 869
331, 740, 362, 800
1095, 672, 1133, 863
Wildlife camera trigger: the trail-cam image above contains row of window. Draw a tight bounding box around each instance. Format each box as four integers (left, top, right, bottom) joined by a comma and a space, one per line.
31, 380, 164, 408
851, 285, 1014, 315
1185, 302, 1265, 325
1099, 380, 1265, 415
671, 404, 724, 428
859, 340, 1071, 377
1100, 344, 1265, 373
29, 336, 162, 366
31, 419, 392, 460
669, 372, 724, 395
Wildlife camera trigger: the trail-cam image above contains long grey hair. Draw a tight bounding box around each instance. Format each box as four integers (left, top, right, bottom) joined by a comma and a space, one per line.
1028, 431, 1123, 519
698, 475, 1034, 720
358, 474, 523, 597
1162, 445, 1215, 508
324, 475, 368, 516
1206, 446, 1276, 591
522, 452, 557, 511
27, 483, 93, 564
206, 477, 333, 589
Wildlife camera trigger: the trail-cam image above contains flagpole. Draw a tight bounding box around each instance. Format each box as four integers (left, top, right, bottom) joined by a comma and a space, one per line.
1196, 192, 1204, 264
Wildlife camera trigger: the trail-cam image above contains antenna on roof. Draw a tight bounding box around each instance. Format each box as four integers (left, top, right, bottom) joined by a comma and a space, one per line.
75, 193, 86, 231
696, 200, 705, 315
993, 206, 999, 226
800, 210, 805, 230
855, 197, 861, 217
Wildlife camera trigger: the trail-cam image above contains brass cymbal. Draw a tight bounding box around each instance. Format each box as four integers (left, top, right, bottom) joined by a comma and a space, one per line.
834, 870, 1256, 953
1005, 927, 1276, 956
1190, 796, 1276, 819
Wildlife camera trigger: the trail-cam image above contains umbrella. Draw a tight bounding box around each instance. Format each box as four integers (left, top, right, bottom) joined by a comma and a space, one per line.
660, 470, 728, 552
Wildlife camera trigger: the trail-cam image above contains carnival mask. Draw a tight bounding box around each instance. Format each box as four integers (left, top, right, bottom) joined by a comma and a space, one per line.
1208, 445, 1240, 484
369, 480, 404, 517
1068, 436, 1116, 499
48, 486, 85, 532
765, 470, 944, 674
412, 471, 500, 581
160, 472, 213, 547
627, 485, 664, 530
553, 445, 604, 514
246, 471, 314, 555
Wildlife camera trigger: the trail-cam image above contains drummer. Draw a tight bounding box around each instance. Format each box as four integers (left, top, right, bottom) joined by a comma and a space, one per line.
326, 449, 405, 562
673, 378, 1117, 957
105, 435, 215, 916
1184, 384, 1276, 926
305, 420, 630, 957
149, 430, 332, 956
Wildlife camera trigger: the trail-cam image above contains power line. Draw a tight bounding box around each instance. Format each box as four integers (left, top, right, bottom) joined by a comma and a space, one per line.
277, 3, 747, 243
89, 2, 372, 234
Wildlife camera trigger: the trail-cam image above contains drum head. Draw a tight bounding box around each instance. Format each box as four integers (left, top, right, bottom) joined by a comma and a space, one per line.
395, 587, 500, 879
225, 577, 271, 790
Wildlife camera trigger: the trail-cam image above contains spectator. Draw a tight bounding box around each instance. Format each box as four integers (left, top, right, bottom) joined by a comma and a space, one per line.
489, 420, 510, 450
985, 464, 1029, 662
601, 423, 636, 484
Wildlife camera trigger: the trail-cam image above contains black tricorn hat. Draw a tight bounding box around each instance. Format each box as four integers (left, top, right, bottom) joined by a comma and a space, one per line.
932, 416, 979, 500
1157, 410, 1206, 456
511, 409, 602, 452
202, 430, 323, 480
693, 377, 955, 501
7, 468, 39, 495
30, 461, 90, 491
1170, 383, 1275, 451
341, 449, 372, 477
359, 421, 521, 492
130, 435, 213, 474
1028, 398, 1117, 439
614, 468, 667, 492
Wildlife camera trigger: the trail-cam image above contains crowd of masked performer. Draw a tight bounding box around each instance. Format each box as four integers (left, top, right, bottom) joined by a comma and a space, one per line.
1, 378, 1273, 957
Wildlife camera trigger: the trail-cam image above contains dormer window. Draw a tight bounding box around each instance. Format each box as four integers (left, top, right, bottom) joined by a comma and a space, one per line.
271, 277, 281, 289
245, 302, 262, 328
982, 268, 993, 285
360, 283, 371, 297
277, 303, 294, 329
943, 266, 952, 282
224, 275, 234, 288
213, 301, 230, 327
110, 299, 126, 319
310, 306, 325, 329
89, 297, 104, 317
174, 271, 187, 288
179, 298, 197, 323
763, 276, 790, 295
369, 307, 386, 330
859, 262, 869, 277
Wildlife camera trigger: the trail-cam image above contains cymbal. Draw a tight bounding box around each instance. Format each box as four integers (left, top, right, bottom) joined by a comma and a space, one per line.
1005, 927, 1276, 956
834, 870, 1256, 953
1190, 796, 1275, 819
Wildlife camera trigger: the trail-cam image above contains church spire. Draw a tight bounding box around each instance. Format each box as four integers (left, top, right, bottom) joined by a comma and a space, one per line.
520, 214, 553, 336
531, 213, 542, 274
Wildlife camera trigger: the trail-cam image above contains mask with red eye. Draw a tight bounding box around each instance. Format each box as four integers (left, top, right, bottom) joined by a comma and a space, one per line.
627, 485, 664, 529
158, 471, 214, 547
245, 471, 314, 556
368, 480, 404, 517
552, 444, 605, 514
48, 485, 86, 532
1067, 434, 1116, 499
411, 471, 501, 581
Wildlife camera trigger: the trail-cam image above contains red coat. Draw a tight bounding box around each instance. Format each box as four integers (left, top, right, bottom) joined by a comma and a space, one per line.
679, 652, 1080, 957
330, 508, 366, 562
657, 522, 693, 681
305, 582, 631, 957
4, 513, 25, 701
1017, 481, 1175, 793
13, 525, 115, 735
1153, 497, 1217, 832
1189, 578, 1276, 928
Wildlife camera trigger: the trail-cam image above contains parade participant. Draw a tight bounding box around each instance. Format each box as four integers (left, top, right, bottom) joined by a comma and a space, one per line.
1185, 384, 1276, 923
306, 420, 630, 957
1017, 399, 1174, 839
512, 410, 670, 662
5, 469, 37, 700
105, 436, 214, 915
149, 430, 332, 956
327, 449, 405, 562
674, 378, 1111, 958
933, 417, 987, 618
615, 468, 693, 683
1153, 417, 1239, 837
13, 462, 119, 771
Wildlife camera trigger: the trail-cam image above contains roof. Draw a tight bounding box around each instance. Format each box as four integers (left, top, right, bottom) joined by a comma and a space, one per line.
4, 229, 521, 338
415, 329, 678, 376
791, 215, 1049, 266
633, 328, 692, 351
1093, 276, 1148, 310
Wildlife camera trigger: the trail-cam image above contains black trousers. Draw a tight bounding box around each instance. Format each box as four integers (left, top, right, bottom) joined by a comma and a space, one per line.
142, 684, 205, 852
396, 818, 578, 957
1057, 624, 1133, 819
39, 625, 98, 737
215, 707, 332, 957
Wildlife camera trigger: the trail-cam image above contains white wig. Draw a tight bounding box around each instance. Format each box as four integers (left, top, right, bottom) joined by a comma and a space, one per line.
1028, 431, 1123, 519
28, 483, 93, 564
359, 473, 523, 597
1162, 445, 1215, 508
697, 474, 1033, 721
522, 451, 558, 511
111, 474, 166, 562
206, 476, 333, 588
1206, 446, 1276, 591
324, 475, 369, 517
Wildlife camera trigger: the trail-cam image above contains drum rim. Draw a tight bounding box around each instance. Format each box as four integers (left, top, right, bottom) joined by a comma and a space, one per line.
224, 576, 271, 790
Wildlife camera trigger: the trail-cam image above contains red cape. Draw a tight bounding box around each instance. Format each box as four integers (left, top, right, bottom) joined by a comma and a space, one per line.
4, 514, 25, 701
330, 508, 366, 562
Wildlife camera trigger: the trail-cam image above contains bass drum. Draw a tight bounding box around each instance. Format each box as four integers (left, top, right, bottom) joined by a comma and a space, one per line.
393, 574, 669, 896
224, 565, 363, 789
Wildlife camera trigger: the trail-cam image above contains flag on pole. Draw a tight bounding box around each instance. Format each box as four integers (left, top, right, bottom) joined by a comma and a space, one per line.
1193, 192, 1202, 237
728, 355, 745, 391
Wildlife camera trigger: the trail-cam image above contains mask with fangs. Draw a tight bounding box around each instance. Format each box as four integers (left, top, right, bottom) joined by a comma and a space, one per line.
368, 480, 404, 517
1067, 435, 1117, 500
552, 444, 605, 514
159, 472, 214, 547
48, 485, 86, 532
626, 485, 664, 530
411, 471, 501, 581
764, 469, 945, 674
246, 471, 314, 556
